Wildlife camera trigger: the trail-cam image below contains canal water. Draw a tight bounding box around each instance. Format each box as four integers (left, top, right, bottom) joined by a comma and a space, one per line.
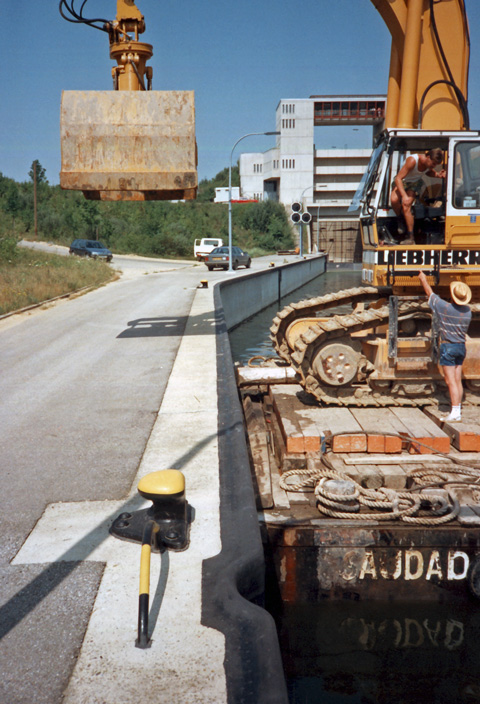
229, 268, 362, 365
229, 268, 480, 704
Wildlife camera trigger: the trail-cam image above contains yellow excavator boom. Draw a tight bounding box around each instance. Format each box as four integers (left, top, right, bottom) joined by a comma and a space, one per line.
369, 0, 469, 130
59, 0, 197, 201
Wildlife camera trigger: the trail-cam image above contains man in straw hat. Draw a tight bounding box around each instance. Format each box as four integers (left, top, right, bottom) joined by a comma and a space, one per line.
418, 271, 472, 421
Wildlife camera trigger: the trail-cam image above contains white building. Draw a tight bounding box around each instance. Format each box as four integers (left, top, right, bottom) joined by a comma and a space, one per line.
239, 95, 386, 260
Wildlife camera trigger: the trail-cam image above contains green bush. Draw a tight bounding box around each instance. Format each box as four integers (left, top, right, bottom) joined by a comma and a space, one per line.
0, 166, 294, 258
0, 236, 20, 263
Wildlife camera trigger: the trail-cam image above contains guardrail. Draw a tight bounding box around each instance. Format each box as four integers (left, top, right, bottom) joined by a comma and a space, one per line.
220, 253, 327, 330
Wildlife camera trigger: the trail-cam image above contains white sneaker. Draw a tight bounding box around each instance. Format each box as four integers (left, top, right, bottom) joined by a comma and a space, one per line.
441, 412, 461, 422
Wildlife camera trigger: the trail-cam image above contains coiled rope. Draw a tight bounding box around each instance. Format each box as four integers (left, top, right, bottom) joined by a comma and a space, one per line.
279, 431, 480, 525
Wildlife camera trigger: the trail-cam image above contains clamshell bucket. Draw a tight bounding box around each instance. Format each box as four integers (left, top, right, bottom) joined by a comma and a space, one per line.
60, 90, 197, 201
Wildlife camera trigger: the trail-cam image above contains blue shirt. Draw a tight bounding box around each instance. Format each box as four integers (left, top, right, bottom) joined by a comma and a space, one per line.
428, 292, 471, 343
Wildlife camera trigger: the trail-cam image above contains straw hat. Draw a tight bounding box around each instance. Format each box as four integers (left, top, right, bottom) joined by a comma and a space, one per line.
450, 281, 472, 305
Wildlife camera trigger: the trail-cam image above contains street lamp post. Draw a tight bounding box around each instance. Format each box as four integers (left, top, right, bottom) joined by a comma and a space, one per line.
228, 131, 280, 272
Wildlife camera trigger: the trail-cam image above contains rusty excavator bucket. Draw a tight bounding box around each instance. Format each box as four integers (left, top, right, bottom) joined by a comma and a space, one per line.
59, 0, 197, 201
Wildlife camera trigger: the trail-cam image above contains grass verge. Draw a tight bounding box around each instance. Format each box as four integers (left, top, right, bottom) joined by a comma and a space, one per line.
0, 248, 117, 316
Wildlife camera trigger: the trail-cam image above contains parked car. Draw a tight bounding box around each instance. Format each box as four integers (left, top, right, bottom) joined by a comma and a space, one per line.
204, 246, 251, 271
69, 239, 113, 262
194, 237, 223, 261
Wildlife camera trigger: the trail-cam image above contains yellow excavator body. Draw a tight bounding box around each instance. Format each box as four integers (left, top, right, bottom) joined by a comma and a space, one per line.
59, 0, 197, 201
370, 0, 469, 130
271, 0, 480, 407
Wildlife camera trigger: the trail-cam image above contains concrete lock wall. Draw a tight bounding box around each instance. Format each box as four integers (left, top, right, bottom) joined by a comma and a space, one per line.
220, 253, 327, 330
201, 254, 327, 704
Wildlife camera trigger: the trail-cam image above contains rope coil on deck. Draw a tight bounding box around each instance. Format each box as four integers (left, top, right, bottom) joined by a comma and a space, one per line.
278, 431, 480, 525
280, 465, 458, 524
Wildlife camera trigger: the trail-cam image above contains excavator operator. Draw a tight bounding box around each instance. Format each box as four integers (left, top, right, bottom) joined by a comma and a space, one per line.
391, 149, 447, 245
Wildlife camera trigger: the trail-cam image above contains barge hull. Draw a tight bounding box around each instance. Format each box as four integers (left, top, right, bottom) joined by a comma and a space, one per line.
265, 522, 480, 602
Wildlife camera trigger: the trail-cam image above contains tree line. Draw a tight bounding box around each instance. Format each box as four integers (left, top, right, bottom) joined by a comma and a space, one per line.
0, 161, 294, 260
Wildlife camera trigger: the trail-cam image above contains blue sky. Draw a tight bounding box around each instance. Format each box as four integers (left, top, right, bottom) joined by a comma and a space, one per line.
2, 1, 480, 185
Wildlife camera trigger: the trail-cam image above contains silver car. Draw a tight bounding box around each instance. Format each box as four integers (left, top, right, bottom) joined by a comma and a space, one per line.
204, 246, 251, 271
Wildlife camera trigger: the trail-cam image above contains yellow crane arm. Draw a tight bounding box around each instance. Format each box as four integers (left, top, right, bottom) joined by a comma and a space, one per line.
369, 0, 470, 130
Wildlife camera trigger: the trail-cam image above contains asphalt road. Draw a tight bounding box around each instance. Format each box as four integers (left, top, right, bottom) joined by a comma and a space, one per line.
0, 253, 211, 703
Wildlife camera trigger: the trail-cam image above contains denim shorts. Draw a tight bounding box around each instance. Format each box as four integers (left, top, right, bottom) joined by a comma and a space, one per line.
439, 342, 466, 366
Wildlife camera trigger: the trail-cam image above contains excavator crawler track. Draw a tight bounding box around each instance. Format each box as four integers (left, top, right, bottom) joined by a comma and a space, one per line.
271, 287, 480, 407
270, 287, 381, 362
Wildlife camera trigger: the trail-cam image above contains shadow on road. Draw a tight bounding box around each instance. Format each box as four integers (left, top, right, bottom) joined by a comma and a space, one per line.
117, 312, 222, 338
117, 317, 188, 338
0, 424, 235, 642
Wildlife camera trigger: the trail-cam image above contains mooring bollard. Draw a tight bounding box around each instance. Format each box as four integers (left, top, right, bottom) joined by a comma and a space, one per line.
110, 469, 191, 648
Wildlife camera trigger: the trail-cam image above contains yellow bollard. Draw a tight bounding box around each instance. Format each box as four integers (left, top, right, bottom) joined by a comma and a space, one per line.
110, 469, 190, 648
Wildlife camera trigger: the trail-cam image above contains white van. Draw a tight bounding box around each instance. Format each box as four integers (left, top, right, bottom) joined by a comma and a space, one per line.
194, 238, 224, 261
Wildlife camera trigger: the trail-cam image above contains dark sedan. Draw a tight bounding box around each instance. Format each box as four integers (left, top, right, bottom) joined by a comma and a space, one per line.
69, 239, 113, 262
204, 246, 251, 271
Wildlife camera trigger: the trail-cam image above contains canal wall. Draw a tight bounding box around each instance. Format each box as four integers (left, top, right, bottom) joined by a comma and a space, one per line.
219, 253, 327, 330
202, 255, 327, 704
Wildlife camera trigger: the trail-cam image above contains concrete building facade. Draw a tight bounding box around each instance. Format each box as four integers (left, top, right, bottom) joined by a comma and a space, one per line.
239, 95, 386, 260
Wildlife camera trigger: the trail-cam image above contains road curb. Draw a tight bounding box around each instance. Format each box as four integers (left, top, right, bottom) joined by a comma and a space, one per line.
0, 285, 97, 321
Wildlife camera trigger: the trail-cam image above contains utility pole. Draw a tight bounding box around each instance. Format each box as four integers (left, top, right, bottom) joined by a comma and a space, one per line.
33, 161, 38, 240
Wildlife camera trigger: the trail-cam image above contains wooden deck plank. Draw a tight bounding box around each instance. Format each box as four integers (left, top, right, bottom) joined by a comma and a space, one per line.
423, 406, 480, 452
390, 407, 450, 454
243, 396, 274, 509
269, 459, 291, 510
270, 385, 305, 453
270, 416, 307, 473
327, 454, 363, 485
270, 384, 365, 453
270, 385, 322, 453
350, 408, 403, 454
313, 406, 367, 452
377, 464, 408, 490
356, 464, 383, 489
286, 490, 313, 505
450, 488, 480, 525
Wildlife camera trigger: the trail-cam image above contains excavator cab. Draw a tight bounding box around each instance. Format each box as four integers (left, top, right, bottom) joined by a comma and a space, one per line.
59, 0, 197, 201
355, 129, 480, 294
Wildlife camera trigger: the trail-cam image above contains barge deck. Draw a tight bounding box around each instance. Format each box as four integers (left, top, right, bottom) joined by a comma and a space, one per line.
238, 370, 480, 603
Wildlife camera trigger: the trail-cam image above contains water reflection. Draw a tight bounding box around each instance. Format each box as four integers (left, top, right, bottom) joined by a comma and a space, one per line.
229, 268, 362, 364
281, 601, 480, 703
